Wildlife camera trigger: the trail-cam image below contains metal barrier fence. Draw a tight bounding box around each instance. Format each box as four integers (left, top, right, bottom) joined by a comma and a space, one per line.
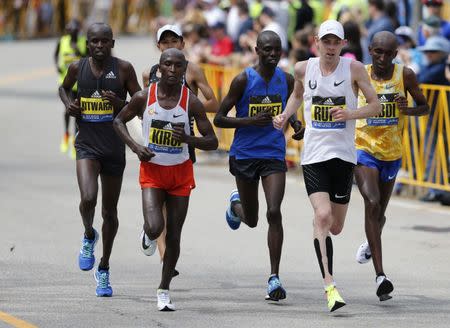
200, 64, 450, 192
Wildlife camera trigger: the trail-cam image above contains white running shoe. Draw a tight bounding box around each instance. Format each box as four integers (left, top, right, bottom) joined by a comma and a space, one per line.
157, 289, 176, 311
355, 241, 372, 264
140, 230, 157, 256
376, 275, 394, 301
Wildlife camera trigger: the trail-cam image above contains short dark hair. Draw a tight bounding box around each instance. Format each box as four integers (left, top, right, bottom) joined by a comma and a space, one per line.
368, 0, 384, 11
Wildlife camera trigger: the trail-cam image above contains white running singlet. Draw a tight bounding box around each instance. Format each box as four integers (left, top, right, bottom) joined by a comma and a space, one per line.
302, 57, 358, 165
142, 83, 191, 166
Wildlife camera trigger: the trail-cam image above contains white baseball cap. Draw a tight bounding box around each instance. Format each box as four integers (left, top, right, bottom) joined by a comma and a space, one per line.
156, 24, 183, 42
318, 20, 344, 40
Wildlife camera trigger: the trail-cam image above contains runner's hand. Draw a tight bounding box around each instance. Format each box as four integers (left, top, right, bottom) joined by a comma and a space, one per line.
273, 113, 287, 129
290, 120, 304, 140
251, 109, 273, 126
67, 99, 82, 117
394, 94, 408, 113
172, 124, 187, 143
330, 107, 349, 122
134, 145, 155, 162
102, 90, 125, 110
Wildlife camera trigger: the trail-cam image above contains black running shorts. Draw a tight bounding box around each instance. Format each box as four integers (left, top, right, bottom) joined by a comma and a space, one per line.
76, 146, 126, 177
229, 156, 287, 181
302, 158, 354, 204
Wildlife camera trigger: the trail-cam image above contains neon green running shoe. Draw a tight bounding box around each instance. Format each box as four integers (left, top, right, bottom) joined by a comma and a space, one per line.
325, 285, 346, 312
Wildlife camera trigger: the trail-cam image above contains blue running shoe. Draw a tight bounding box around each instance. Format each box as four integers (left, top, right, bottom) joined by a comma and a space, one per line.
78, 229, 99, 271
94, 268, 113, 297
225, 189, 241, 230
265, 275, 286, 301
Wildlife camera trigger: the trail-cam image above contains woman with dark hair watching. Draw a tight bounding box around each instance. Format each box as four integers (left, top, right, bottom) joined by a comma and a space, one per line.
341, 21, 363, 62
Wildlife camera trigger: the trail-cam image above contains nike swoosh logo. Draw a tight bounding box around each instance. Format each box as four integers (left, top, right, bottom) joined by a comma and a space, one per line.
334, 80, 345, 87
385, 84, 394, 89
173, 114, 183, 118
388, 175, 396, 180
334, 194, 347, 199
365, 253, 372, 260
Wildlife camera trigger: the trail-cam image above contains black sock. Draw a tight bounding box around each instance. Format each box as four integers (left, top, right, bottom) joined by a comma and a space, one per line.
376, 272, 385, 278
98, 265, 109, 271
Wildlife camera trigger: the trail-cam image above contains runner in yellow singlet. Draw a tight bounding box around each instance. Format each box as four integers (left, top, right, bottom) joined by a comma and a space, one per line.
354, 31, 429, 301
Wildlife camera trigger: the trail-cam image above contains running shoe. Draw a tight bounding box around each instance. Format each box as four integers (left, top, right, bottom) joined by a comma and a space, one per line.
60, 133, 69, 153
225, 189, 241, 230
157, 289, 175, 311
78, 229, 99, 271
140, 230, 157, 256
376, 275, 394, 301
94, 268, 113, 297
325, 285, 346, 312
265, 275, 286, 301
355, 241, 371, 264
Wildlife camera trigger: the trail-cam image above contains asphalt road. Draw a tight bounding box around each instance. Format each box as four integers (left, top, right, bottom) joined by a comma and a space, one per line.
0, 36, 449, 328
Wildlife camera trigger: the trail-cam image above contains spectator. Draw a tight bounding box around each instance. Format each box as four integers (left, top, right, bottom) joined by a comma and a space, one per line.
341, 20, 363, 61
201, 0, 226, 28
395, 26, 423, 74
202, 21, 233, 65
418, 0, 450, 46
362, 0, 395, 63
259, 6, 288, 53
234, 1, 253, 52
417, 36, 450, 202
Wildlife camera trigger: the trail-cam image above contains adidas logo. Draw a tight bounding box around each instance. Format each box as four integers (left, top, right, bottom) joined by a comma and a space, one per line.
91, 90, 102, 98
261, 96, 271, 104
163, 123, 172, 130
379, 95, 388, 102
105, 71, 116, 79
324, 98, 334, 105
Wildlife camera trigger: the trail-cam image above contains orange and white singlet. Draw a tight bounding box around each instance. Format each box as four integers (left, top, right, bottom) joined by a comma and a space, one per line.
142, 83, 191, 166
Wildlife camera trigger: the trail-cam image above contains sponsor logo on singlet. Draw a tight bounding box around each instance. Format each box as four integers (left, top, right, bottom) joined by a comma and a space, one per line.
148, 119, 183, 154
248, 94, 282, 117
367, 93, 398, 126
80, 91, 113, 122
311, 96, 346, 129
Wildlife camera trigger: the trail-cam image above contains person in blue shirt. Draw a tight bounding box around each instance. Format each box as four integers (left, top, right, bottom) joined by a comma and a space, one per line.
214, 30, 301, 302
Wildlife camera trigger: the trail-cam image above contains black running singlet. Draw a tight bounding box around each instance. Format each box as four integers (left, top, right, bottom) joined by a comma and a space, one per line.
75, 57, 127, 159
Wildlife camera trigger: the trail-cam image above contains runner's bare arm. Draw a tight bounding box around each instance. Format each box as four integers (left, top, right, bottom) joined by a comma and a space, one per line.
397, 66, 429, 116
59, 61, 81, 117
190, 62, 219, 113
213, 72, 272, 128
273, 61, 306, 129
172, 95, 218, 151
142, 67, 151, 88
113, 90, 154, 161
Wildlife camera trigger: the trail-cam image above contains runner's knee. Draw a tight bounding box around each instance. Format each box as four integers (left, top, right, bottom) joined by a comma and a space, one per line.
314, 208, 332, 230
266, 206, 281, 225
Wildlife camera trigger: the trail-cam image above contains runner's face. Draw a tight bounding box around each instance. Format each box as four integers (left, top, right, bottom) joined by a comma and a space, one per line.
88, 30, 114, 61
256, 38, 282, 68
369, 43, 397, 73
317, 35, 345, 62
159, 54, 186, 85
158, 34, 184, 51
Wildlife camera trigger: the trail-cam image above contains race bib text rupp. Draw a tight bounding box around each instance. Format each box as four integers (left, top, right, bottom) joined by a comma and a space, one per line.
80, 96, 113, 122
248, 95, 282, 117
367, 93, 399, 126
148, 120, 183, 154
311, 96, 346, 129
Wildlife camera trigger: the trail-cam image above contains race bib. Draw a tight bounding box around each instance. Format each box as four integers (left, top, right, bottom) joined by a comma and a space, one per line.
367, 93, 399, 126
311, 96, 346, 129
248, 95, 282, 117
148, 120, 183, 154
80, 96, 113, 122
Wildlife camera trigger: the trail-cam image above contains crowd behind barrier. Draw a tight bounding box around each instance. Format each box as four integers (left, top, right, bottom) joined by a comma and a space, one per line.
199, 63, 450, 194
